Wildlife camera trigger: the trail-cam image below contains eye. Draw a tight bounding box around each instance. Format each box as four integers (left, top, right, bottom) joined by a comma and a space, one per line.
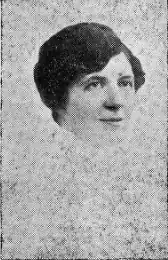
118, 80, 133, 87
85, 81, 102, 91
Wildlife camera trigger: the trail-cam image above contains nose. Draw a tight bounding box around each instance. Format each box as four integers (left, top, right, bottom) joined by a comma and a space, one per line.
103, 82, 123, 111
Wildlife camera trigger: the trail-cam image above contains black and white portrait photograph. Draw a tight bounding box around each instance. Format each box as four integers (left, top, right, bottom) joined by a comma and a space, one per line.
2, 0, 167, 259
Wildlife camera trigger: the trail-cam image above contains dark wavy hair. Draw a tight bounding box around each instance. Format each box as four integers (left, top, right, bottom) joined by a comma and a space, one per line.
34, 22, 145, 122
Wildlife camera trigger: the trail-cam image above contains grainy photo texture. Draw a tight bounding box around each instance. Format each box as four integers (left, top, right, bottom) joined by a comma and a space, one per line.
2, 0, 167, 259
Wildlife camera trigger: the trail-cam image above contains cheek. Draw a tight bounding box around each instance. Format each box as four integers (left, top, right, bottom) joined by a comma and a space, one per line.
67, 95, 98, 120
124, 91, 135, 117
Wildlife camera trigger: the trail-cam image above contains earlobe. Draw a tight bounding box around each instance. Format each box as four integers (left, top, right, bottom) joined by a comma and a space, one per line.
52, 109, 62, 124
54, 107, 70, 126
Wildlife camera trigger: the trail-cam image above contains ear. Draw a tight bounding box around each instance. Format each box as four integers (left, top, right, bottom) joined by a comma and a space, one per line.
52, 109, 60, 124
52, 108, 67, 125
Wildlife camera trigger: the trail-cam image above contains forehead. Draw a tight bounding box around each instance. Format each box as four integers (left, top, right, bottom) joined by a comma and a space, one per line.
85, 52, 133, 79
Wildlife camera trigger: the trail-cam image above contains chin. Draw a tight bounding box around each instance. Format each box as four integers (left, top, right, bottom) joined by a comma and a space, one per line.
62, 120, 131, 150
76, 128, 126, 149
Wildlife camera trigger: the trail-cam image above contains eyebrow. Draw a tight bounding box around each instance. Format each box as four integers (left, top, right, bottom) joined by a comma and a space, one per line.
81, 75, 107, 85
118, 75, 134, 80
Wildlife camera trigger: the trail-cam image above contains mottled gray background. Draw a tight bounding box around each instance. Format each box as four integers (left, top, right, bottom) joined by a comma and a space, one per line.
2, 0, 167, 259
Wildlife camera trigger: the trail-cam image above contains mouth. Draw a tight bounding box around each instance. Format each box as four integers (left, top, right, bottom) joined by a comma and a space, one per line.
99, 118, 124, 128
100, 118, 123, 122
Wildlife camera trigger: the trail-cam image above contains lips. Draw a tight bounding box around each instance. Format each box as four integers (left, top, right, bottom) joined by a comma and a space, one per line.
100, 118, 123, 122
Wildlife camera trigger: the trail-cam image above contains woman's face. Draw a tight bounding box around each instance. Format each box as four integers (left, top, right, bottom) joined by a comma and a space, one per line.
58, 52, 136, 148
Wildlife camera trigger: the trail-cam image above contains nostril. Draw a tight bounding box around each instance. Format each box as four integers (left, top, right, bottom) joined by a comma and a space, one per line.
105, 104, 121, 111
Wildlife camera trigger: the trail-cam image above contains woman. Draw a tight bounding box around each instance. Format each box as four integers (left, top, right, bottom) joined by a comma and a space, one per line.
34, 22, 145, 149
